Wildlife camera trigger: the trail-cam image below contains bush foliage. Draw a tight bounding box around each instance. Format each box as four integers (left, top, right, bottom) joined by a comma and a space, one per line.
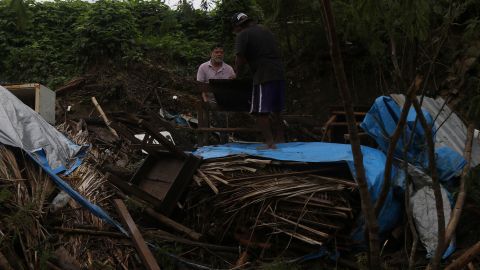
0, 0, 479, 96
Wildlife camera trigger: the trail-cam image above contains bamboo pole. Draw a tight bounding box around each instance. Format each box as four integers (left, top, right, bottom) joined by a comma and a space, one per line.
91, 96, 120, 139
319, 0, 381, 268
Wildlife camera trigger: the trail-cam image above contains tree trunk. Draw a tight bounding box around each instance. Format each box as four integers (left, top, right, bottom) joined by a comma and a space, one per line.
319, 0, 381, 268
410, 98, 445, 270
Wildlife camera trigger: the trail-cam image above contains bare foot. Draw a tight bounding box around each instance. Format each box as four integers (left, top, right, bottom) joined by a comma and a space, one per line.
256, 144, 277, 150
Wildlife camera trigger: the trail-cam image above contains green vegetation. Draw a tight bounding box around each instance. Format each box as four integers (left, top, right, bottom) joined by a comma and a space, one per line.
0, 0, 479, 112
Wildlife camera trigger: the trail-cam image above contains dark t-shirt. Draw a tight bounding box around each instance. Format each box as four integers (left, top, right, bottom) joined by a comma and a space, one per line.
235, 24, 285, 85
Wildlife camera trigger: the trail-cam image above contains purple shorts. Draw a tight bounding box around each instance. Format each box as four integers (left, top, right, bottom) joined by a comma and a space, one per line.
250, 80, 285, 113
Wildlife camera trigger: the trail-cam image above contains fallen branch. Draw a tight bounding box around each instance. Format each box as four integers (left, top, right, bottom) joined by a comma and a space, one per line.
443, 123, 475, 252
445, 241, 480, 270
374, 76, 422, 217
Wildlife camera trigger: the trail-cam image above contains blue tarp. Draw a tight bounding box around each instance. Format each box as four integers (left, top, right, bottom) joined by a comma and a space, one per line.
0, 85, 125, 235
27, 150, 127, 235
194, 142, 403, 241
361, 96, 466, 258
194, 96, 467, 250
360, 96, 466, 181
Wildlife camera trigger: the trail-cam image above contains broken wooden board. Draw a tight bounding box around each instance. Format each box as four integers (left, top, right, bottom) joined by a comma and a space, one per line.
114, 199, 161, 270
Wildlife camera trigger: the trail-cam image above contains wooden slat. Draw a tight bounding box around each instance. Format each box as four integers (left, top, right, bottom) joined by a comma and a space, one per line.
145, 208, 202, 240
331, 111, 367, 116
328, 122, 361, 126
114, 199, 161, 270
195, 127, 259, 132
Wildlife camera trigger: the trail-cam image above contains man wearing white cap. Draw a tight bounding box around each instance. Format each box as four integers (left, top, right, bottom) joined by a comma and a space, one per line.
232, 12, 286, 149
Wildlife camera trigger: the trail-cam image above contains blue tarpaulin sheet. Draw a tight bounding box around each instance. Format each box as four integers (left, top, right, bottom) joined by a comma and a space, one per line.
361, 96, 466, 258
360, 96, 466, 181
0, 85, 126, 234
27, 150, 127, 235
194, 142, 403, 241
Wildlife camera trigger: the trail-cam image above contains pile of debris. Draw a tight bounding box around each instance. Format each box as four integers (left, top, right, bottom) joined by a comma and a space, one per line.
187, 157, 356, 248
1, 82, 480, 269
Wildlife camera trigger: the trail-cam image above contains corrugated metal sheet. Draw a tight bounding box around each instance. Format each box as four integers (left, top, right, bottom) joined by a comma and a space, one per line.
390, 94, 480, 167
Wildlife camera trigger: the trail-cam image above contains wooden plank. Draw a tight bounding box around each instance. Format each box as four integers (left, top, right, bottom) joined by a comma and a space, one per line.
114, 199, 161, 270
106, 173, 162, 209
331, 111, 367, 116
328, 122, 361, 126
197, 169, 219, 194
195, 127, 259, 132
145, 208, 202, 240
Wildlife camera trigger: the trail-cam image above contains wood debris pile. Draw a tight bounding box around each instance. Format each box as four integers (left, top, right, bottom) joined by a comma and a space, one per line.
0, 143, 137, 269
185, 157, 359, 251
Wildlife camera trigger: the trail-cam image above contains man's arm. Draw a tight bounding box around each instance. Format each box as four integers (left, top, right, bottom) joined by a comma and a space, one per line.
226, 64, 236, 79
234, 54, 247, 75
234, 30, 248, 74
196, 64, 209, 102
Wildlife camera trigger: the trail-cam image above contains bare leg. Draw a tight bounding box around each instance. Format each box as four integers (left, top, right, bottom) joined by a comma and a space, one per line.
271, 112, 285, 143
256, 114, 276, 149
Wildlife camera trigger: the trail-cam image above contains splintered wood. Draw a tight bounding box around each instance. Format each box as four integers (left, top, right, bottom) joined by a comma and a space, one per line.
188, 156, 357, 248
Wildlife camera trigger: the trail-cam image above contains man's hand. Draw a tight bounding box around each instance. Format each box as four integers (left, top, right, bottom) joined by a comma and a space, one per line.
197, 82, 209, 102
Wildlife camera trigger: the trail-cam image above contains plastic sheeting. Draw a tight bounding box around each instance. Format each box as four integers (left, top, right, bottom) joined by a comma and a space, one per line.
408, 164, 455, 259
194, 142, 404, 241
361, 96, 466, 258
390, 94, 480, 167
0, 85, 86, 173
27, 150, 127, 234
361, 96, 466, 181
0, 85, 126, 234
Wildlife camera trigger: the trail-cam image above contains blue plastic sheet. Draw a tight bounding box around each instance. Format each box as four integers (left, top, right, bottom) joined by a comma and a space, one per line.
27, 149, 127, 235
361, 96, 466, 258
194, 142, 403, 241
361, 96, 466, 181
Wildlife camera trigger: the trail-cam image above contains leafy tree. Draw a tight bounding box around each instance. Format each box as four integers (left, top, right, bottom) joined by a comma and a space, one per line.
74, 0, 140, 63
